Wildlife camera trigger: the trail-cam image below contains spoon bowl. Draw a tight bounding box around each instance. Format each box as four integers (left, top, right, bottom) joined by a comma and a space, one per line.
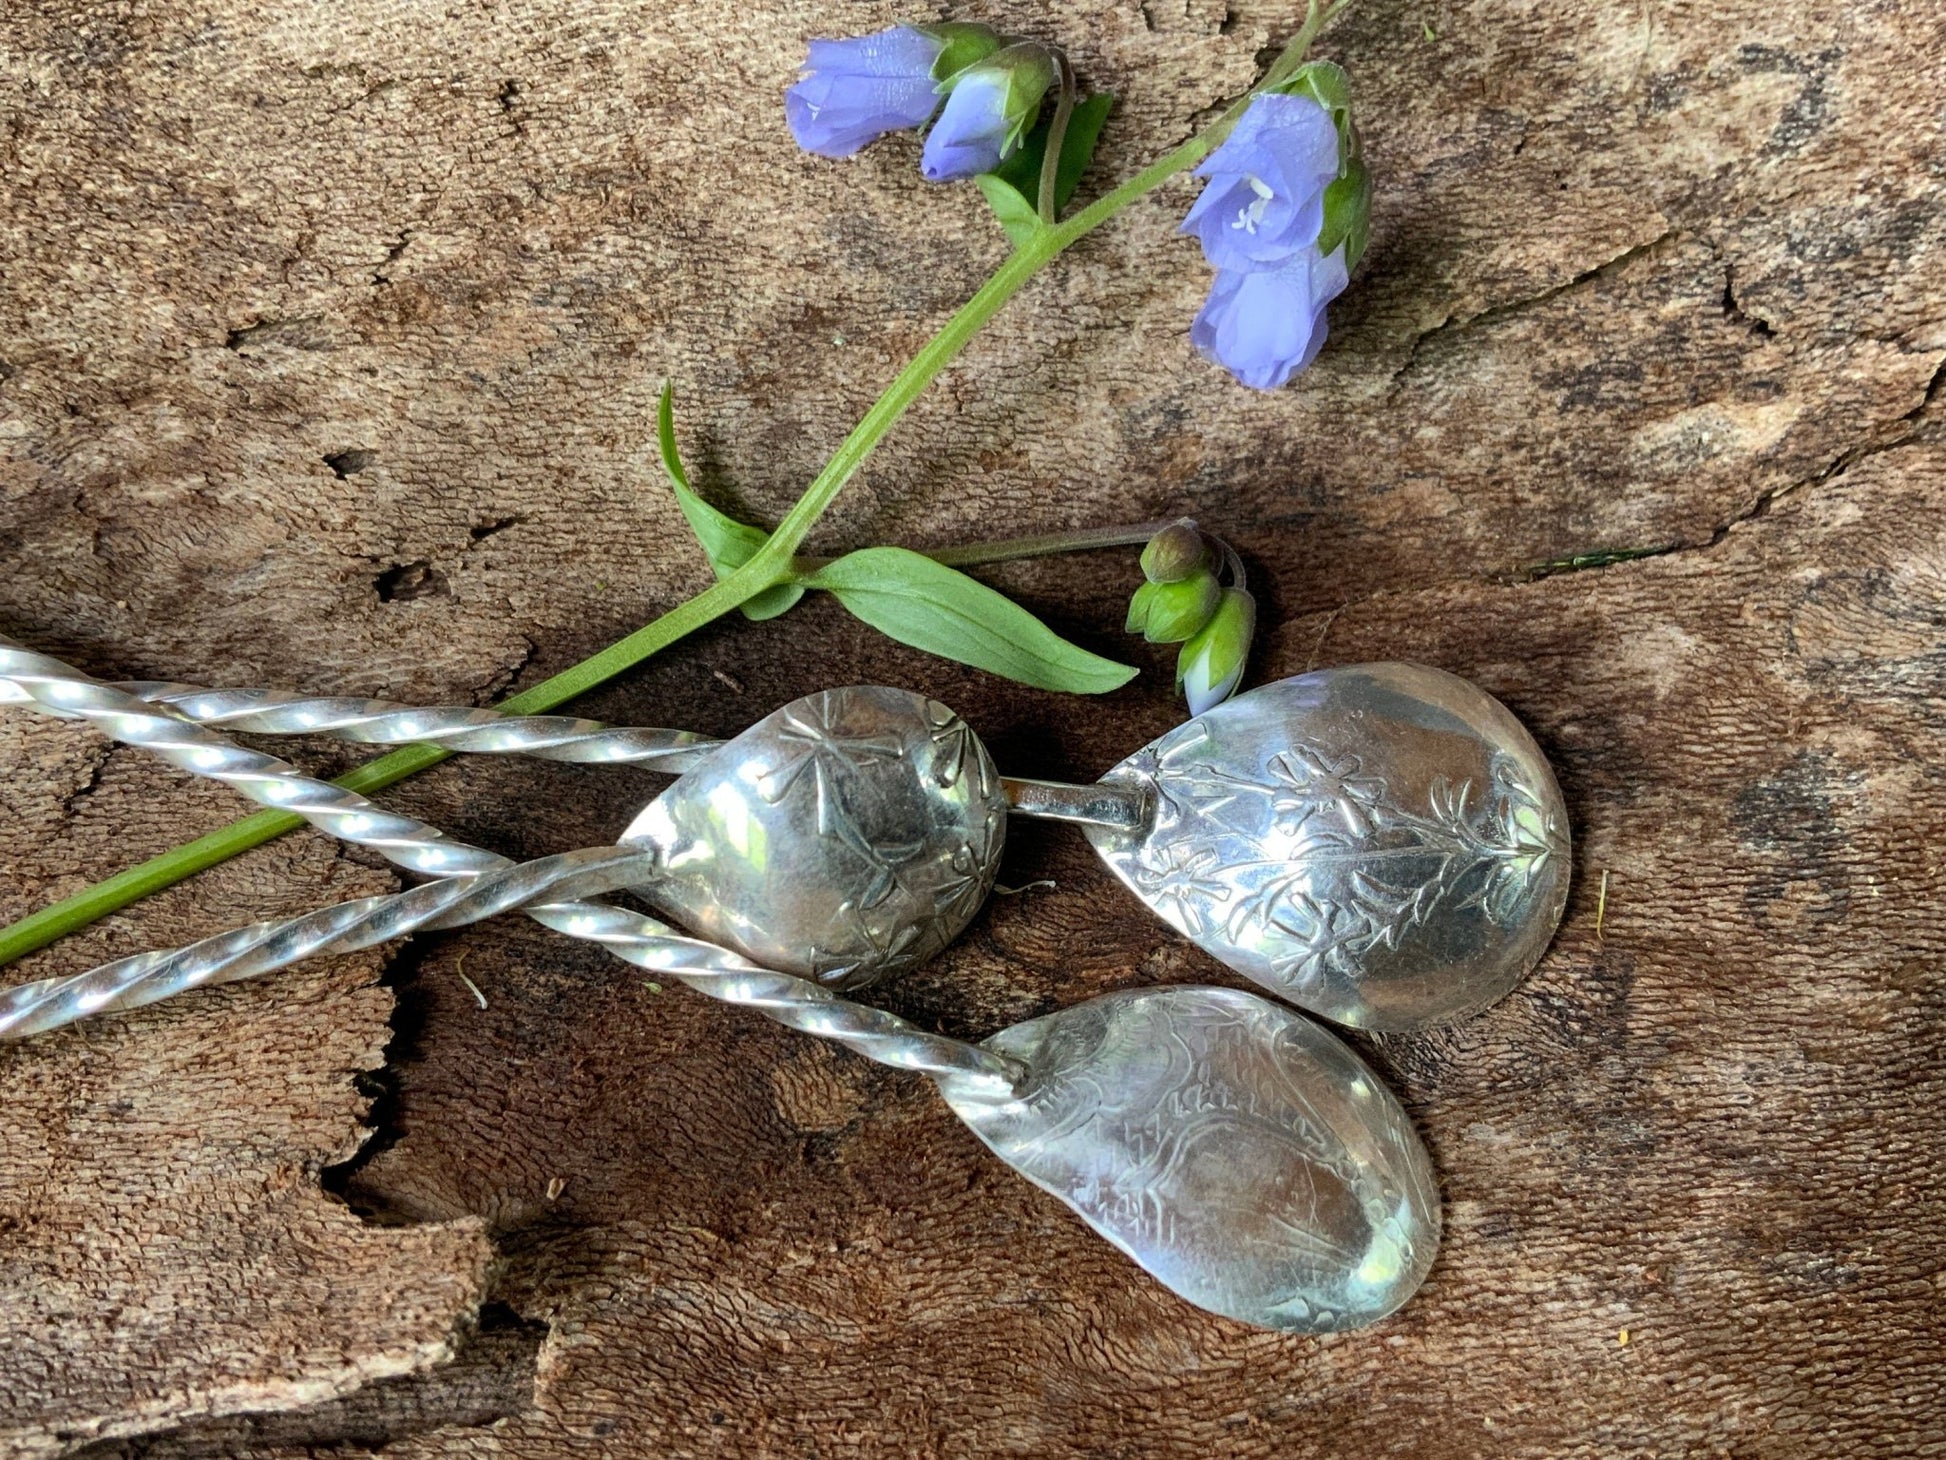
621, 686, 1007, 991
1, 647, 1569, 1026
939, 984, 1441, 1331
1086, 664, 1571, 1030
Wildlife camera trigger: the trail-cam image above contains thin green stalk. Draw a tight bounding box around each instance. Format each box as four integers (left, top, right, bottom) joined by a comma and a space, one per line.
918, 520, 1170, 567
1037, 51, 1078, 224
0, 4, 1341, 970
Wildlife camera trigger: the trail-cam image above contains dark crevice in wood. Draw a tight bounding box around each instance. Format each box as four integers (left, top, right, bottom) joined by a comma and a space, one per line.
468, 514, 524, 540
372, 230, 411, 287
1720, 265, 1777, 338
324, 449, 375, 479
1513, 347, 1946, 581
1388, 229, 1680, 390
374, 560, 450, 603
222, 317, 326, 351
319, 936, 442, 1224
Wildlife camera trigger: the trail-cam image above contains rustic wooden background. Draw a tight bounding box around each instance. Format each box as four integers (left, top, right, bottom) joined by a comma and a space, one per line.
3, 0, 1942, 1454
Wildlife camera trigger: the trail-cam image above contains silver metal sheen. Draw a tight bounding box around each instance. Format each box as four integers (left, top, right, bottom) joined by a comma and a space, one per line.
619, 687, 1008, 992
0, 639, 1451, 1333
1085, 663, 1571, 1030
0, 650, 1569, 1027
939, 984, 1440, 1331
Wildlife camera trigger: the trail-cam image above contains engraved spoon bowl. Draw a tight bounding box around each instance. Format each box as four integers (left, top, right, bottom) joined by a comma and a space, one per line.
1, 646, 1568, 1025
619, 686, 1007, 992
939, 983, 1441, 1331
1085, 663, 1572, 1030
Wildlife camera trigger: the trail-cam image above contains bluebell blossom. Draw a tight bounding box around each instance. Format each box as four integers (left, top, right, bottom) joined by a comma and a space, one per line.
1190, 245, 1350, 390
785, 26, 953, 159
920, 44, 1057, 182
1179, 94, 1341, 273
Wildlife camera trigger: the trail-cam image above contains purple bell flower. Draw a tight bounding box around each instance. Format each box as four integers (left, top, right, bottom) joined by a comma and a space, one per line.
919, 44, 1057, 182
1180, 94, 1342, 273
1190, 245, 1351, 391
920, 71, 1007, 179
785, 26, 948, 159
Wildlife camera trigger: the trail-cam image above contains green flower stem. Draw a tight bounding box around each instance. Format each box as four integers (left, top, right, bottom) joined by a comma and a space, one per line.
922, 519, 1168, 567
795, 520, 1171, 572
0, 4, 1342, 971
1037, 50, 1078, 224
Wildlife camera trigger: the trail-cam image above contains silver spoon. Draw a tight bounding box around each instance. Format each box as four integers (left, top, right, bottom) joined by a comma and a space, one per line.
1, 647, 1570, 1028
0, 652, 1439, 1332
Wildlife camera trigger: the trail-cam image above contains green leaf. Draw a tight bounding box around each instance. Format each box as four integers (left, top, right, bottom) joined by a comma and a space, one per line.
655, 380, 693, 492
741, 582, 806, 620
656, 382, 806, 621
805, 546, 1138, 694
975, 174, 1044, 249
992, 91, 1113, 216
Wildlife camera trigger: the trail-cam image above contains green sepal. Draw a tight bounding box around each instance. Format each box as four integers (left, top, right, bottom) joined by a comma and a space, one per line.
1175, 587, 1256, 710
1276, 59, 1352, 143
806, 546, 1138, 694
990, 44, 1059, 154
656, 382, 806, 622
1317, 151, 1371, 267
1137, 571, 1221, 644
915, 22, 1004, 85
974, 174, 1044, 249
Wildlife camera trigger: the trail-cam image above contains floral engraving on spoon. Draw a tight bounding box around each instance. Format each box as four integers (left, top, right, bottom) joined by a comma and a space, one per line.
1087, 665, 1572, 1031
1133, 736, 1566, 998
943, 985, 1440, 1332
744, 688, 1007, 987
619, 685, 1005, 992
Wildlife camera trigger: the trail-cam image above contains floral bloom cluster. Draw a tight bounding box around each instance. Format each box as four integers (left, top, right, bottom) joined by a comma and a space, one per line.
1182, 74, 1370, 388
786, 22, 1058, 182
786, 24, 1369, 393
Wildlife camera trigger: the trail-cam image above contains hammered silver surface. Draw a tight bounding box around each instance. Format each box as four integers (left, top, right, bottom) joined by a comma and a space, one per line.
620, 685, 1007, 991
938, 985, 1440, 1333
1086, 663, 1571, 1030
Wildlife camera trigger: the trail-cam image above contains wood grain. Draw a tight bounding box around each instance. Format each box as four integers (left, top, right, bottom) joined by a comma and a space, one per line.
2, 0, 1941, 1454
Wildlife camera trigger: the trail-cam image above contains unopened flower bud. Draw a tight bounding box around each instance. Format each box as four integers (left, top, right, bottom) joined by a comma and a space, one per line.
1176, 587, 1256, 714
1133, 570, 1221, 644
1140, 519, 1211, 583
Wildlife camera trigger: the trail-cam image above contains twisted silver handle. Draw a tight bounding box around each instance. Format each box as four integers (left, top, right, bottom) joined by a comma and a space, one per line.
0, 850, 1020, 1089
0, 672, 1151, 831
0, 641, 502, 879
0, 845, 650, 1037
527, 901, 1023, 1092
0, 636, 1024, 1090
0, 676, 722, 769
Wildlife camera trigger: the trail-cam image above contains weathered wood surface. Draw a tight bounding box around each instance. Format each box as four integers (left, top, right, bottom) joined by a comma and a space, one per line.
1, 0, 1941, 1454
